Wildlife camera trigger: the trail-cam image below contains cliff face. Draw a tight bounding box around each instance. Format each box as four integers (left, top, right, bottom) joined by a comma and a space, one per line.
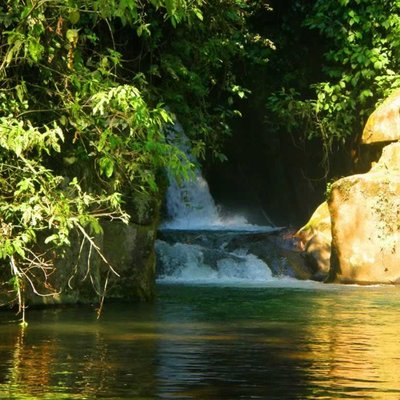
51, 221, 158, 305
297, 90, 400, 284
55, 195, 160, 305
0, 195, 160, 308
328, 143, 400, 284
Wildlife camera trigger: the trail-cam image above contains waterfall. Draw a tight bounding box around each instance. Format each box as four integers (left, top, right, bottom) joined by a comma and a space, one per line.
157, 123, 284, 285
161, 123, 233, 230
162, 166, 222, 230
161, 124, 270, 231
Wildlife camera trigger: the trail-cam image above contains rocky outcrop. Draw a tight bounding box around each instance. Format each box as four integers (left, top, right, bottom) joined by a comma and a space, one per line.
362, 89, 400, 144
22, 220, 158, 307
298, 142, 400, 284
0, 196, 161, 309
297, 87, 400, 284
295, 202, 331, 281
328, 143, 400, 284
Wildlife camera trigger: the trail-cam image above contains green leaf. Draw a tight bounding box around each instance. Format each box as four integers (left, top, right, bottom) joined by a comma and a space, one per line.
193, 8, 203, 21
13, 241, 25, 258
159, 108, 171, 123
165, 0, 175, 16
28, 38, 44, 62
44, 234, 59, 244
15, 81, 27, 103
99, 157, 114, 178
90, 218, 103, 235
69, 10, 81, 24
21, 6, 31, 19
66, 29, 79, 43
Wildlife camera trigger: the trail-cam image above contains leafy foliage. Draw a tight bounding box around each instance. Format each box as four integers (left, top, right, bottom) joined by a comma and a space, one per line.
266, 0, 400, 157
0, 0, 272, 317
151, 0, 274, 160
0, 0, 199, 316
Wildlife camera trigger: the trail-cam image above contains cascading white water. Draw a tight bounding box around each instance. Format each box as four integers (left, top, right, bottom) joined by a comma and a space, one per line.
163, 171, 222, 230
157, 123, 280, 284
162, 123, 239, 230
161, 124, 272, 231
156, 240, 274, 284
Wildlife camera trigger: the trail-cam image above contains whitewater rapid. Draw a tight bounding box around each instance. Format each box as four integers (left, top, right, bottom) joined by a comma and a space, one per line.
156, 125, 283, 285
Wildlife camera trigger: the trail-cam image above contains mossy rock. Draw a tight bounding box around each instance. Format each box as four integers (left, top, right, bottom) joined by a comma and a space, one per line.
295, 202, 332, 280
328, 145, 400, 284
362, 89, 400, 144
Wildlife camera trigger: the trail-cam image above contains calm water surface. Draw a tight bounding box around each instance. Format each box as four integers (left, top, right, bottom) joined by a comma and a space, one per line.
1, 282, 400, 399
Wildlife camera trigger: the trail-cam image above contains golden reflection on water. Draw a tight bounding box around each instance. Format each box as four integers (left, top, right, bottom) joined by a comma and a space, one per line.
2, 288, 400, 399
301, 292, 400, 399
1, 318, 157, 399
8, 328, 55, 392
2, 326, 115, 399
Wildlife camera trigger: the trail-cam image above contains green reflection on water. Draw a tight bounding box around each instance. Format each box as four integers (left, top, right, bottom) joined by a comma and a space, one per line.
1, 284, 400, 399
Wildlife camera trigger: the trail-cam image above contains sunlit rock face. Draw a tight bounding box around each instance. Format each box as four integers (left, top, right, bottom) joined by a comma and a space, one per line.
362, 89, 400, 144
295, 202, 331, 281
328, 143, 400, 284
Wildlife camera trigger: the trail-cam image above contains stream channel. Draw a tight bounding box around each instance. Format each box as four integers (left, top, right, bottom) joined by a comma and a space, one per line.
2, 153, 400, 399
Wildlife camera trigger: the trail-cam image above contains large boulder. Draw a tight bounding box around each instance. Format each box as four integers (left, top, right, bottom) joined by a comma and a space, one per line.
295, 202, 331, 281
328, 143, 400, 284
22, 221, 159, 306
362, 89, 400, 144
0, 196, 161, 308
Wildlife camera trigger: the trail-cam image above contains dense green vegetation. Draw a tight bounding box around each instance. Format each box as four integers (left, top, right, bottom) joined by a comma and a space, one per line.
0, 0, 272, 317
2, 0, 400, 315
266, 0, 400, 163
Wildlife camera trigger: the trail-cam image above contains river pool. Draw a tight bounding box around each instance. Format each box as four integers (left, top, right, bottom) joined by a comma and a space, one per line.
1, 281, 400, 399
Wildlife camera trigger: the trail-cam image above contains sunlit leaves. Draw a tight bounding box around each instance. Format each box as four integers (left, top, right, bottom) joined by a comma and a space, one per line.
89, 82, 190, 190
0, 0, 272, 309
153, 0, 273, 160
307, 0, 400, 138
0, 118, 64, 157
268, 0, 400, 154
